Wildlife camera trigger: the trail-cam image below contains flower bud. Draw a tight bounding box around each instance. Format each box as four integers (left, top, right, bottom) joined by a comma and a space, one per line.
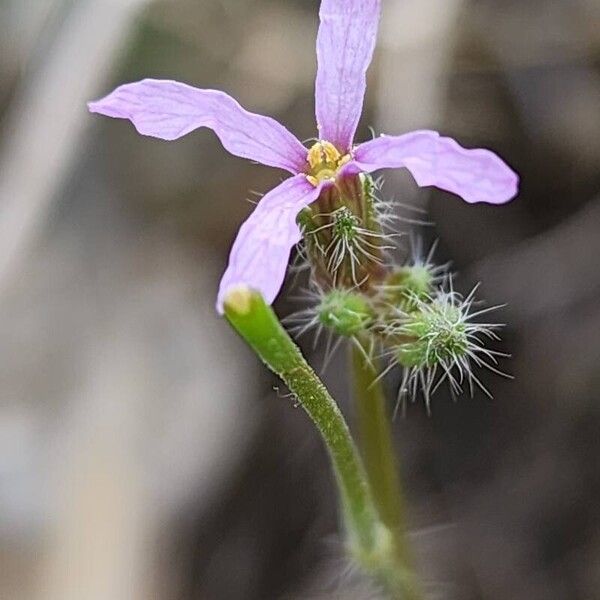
317, 289, 374, 336
383, 265, 434, 311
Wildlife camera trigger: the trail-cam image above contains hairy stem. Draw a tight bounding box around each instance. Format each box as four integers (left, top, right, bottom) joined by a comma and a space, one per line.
352, 340, 423, 600
224, 288, 380, 553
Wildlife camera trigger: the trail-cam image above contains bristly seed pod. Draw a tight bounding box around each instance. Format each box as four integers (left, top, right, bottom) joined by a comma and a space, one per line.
395, 299, 467, 368
317, 289, 374, 337
383, 288, 510, 409
382, 265, 434, 311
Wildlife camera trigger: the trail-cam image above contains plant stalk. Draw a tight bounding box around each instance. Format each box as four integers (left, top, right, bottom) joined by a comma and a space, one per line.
352, 340, 423, 600
224, 288, 423, 598
224, 288, 380, 553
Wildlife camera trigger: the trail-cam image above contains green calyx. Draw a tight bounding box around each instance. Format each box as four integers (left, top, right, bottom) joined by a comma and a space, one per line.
318, 289, 374, 336
395, 300, 468, 368
360, 173, 378, 227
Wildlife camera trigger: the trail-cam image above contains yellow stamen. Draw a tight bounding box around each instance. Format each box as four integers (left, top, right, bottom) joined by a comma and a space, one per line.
307, 141, 341, 170
306, 141, 351, 187
322, 141, 342, 164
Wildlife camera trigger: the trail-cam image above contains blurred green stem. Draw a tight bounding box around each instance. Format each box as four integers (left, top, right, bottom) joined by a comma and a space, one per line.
352, 339, 423, 600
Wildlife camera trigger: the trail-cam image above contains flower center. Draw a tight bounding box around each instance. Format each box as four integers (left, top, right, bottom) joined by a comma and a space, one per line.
306, 141, 351, 186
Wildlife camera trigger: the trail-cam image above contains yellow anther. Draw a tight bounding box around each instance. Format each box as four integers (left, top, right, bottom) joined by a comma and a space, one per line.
322, 142, 342, 164
307, 141, 342, 170
306, 140, 350, 187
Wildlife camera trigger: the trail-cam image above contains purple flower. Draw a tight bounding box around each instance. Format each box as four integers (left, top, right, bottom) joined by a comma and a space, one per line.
88, 0, 518, 313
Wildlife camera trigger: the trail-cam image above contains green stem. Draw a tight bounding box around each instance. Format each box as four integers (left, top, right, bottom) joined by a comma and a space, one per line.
224, 288, 380, 553
352, 340, 423, 600
352, 343, 405, 533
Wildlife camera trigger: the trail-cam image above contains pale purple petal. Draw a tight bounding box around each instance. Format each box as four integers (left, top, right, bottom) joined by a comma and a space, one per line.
217, 175, 323, 313
315, 0, 381, 152
89, 79, 307, 174
351, 130, 519, 204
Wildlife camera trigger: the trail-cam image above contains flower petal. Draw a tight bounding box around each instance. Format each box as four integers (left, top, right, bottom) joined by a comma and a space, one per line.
89, 79, 307, 174
315, 0, 381, 152
217, 175, 323, 313
351, 130, 519, 204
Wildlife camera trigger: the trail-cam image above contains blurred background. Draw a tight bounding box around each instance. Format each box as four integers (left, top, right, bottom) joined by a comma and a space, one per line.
0, 0, 599, 598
